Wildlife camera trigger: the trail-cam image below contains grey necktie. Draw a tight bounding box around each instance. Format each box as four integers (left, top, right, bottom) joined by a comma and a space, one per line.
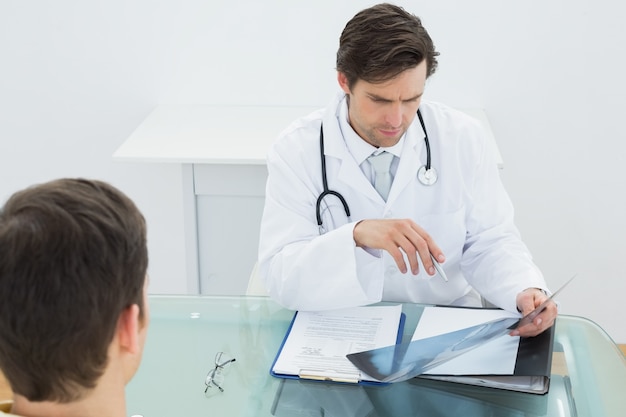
368, 151, 394, 200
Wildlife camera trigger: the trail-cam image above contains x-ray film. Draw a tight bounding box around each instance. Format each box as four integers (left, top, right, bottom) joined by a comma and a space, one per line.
346, 317, 519, 383
347, 275, 576, 383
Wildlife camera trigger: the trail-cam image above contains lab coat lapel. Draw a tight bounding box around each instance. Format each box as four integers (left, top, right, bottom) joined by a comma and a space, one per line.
386, 122, 424, 205
322, 113, 383, 204
336, 153, 382, 204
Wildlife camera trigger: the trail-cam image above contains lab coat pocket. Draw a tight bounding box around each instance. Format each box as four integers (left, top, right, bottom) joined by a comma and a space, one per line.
418, 206, 466, 259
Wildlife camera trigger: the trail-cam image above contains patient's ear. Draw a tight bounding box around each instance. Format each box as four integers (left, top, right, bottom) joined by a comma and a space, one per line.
117, 304, 141, 355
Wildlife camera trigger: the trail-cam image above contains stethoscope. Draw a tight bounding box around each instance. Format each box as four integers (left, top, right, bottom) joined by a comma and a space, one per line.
316, 108, 437, 233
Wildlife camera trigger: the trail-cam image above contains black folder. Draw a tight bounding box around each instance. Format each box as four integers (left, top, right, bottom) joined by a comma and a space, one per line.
347, 307, 555, 394
417, 320, 555, 394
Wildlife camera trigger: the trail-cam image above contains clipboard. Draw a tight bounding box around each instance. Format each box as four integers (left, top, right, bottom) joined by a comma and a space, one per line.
270, 305, 406, 386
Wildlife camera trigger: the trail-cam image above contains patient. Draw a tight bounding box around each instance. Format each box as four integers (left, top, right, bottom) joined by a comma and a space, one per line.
0, 178, 149, 417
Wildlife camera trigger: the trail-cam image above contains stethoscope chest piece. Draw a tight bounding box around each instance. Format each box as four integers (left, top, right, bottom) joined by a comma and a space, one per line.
418, 165, 438, 186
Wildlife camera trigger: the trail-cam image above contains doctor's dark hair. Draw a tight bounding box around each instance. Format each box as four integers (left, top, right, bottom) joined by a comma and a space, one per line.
0, 178, 148, 403
337, 3, 439, 89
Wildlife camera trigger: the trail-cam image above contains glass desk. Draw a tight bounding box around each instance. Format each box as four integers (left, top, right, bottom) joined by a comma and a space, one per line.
126, 296, 626, 417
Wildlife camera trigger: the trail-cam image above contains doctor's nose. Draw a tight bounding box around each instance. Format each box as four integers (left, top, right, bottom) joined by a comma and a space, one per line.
384, 103, 403, 127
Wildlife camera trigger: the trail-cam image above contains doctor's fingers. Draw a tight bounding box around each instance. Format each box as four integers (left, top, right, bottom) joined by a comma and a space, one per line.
514, 310, 557, 337
379, 221, 426, 274
512, 296, 558, 337
517, 288, 551, 316
386, 246, 411, 274
392, 236, 440, 276
380, 221, 441, 276
388, 234, 426, 275
402, 224, 445, 276
407, 222, 445, 260
530, 300, 558, 326
354, 219, 439, 274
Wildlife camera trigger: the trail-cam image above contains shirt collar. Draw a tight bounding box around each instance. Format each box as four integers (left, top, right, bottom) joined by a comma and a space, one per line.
336, 94, 406, 165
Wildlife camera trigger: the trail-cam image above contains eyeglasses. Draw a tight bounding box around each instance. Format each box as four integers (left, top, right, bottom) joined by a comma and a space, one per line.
204, 352, 236, 395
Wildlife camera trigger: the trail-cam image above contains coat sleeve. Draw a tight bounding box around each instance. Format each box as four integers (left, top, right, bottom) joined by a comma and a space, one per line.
459, 122, 547, 313
258, 126, 384, 311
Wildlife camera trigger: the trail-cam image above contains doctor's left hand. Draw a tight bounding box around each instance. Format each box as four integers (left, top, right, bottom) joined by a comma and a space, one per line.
353, 218, 445, 276
511, 288, 557, 338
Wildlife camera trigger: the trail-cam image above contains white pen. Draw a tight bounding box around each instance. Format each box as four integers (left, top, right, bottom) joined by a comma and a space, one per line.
430, 253, 448, 282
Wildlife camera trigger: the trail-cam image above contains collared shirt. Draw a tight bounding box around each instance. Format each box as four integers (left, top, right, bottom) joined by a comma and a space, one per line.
336, 95, 405, 186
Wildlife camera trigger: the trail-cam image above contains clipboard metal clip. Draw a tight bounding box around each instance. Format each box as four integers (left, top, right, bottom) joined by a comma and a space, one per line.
298, 368, 361, 384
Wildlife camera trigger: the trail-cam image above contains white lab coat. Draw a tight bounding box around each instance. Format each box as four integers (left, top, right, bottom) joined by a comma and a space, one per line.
259, 92, 546, 313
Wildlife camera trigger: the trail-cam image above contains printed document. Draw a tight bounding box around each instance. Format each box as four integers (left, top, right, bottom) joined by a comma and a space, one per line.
271, 304, 402, 382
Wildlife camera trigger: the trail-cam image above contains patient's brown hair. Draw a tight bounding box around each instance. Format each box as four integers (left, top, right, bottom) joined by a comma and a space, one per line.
0, 178, 148, 402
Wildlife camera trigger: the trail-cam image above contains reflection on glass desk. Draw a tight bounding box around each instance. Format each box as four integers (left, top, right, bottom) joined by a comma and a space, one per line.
126, 296, 626, 417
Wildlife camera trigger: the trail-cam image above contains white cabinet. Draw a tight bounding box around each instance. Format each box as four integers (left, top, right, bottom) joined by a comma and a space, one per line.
114, 105, 316, 294
193, 163, 267, 295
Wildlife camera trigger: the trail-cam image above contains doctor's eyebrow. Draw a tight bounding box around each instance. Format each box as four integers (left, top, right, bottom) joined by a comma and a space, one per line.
366, 92, 423, 103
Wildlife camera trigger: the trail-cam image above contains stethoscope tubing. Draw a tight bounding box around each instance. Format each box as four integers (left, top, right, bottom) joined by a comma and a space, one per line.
416, 109, 431, 171
316, 108, 433, 232
316, 129, 351, 228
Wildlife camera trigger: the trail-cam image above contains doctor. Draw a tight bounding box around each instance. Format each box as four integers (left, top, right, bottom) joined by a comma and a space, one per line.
258, 3, 556, 337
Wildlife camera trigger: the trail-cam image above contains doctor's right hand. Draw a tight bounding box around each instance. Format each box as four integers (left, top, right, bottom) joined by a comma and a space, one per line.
353, 219, 445, 276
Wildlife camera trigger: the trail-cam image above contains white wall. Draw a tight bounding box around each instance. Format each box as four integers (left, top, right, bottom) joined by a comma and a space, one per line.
1, 1, 625, 342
